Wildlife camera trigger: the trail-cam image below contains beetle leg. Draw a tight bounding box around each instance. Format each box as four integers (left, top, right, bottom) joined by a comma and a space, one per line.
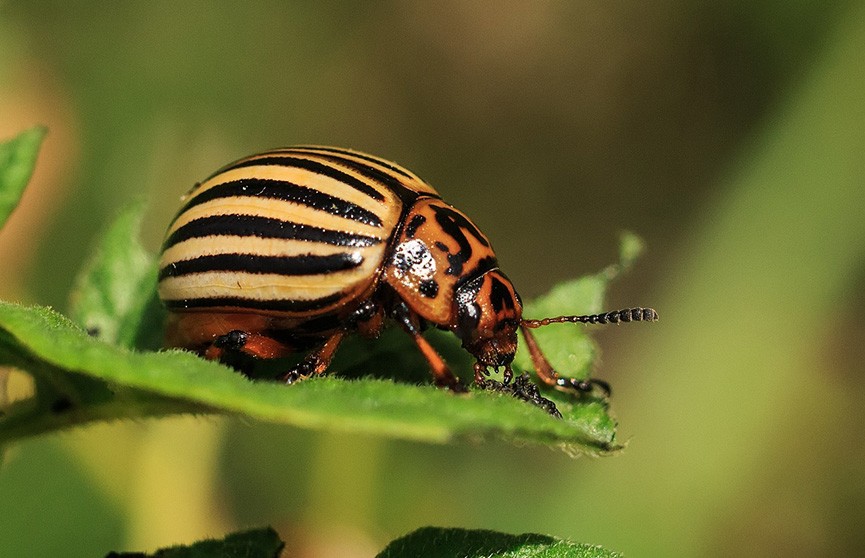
350, 300, 386, 338
502, 364, 513, 384
519, 324, 611, 396
392, 302, 466, 392
473, 362, 488, 384
411, 331, 466, 392
207, 330, 295, 360
278, 330, 346, 384
204, 329, 296, 378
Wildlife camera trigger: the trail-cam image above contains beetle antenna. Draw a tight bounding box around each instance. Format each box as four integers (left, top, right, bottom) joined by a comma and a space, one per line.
521, 307, 658, 328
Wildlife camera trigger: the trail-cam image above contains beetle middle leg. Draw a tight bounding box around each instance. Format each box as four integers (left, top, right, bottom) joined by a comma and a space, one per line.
277, 330, 347, 384
519, 324, 611, 396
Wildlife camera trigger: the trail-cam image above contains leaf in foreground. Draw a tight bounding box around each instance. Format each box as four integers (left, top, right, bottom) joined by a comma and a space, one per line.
0, 126, 47, 230
0, 298, 619, 453
105, 527, 283, 558
376, 527, 622, 558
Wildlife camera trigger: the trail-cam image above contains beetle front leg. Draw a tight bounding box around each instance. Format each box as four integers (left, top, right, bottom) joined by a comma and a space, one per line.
392, 302, 466, 392
519, 324, 611, 396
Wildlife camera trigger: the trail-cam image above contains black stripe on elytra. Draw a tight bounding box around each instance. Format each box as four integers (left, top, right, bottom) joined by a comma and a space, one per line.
162, 214, 381, 251
290, 146, 415, 179
309, 153, 437, 206
163, 292, 345, 313
180, 178, 383, 228
220, 156, 386, 202
158, 252, 363, 280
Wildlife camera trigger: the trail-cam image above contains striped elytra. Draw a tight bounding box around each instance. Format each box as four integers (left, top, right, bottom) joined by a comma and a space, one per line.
159, 146, 657, 411
159, 147, 434, 316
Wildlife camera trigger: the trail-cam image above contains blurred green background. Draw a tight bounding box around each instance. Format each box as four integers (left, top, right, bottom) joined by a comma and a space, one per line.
2, 1, 864, 556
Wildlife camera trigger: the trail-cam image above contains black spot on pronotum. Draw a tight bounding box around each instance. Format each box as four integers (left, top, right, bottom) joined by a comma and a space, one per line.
405, 214, 425, 238
489, 275, 515, 313
419, 279, 439, 298
86, 326, 101, 337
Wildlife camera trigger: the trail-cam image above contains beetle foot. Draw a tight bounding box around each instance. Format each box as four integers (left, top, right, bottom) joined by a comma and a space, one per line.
478, 373, 562, 418
501, 365, 513, 384
279, 360, 316, 385
473, 362, 488, 384
555, 376, 612, 397
473, 363, 513, 385
208, 330, 258, 376
436, 376, 468, 393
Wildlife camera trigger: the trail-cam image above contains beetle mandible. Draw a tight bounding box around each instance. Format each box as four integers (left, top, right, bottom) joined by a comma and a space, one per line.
158, 146, 657, 394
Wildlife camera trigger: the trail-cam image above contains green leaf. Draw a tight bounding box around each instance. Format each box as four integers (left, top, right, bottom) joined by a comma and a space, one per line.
105, 527, 284, 558
68, 201, 164, 349
376, 527, 622, 558
0, 126, 47, 230
614, 230, 646, 273
0, 296, 619, 453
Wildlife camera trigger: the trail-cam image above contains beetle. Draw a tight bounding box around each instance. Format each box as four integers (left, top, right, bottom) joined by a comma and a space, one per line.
158, 146, 656, 395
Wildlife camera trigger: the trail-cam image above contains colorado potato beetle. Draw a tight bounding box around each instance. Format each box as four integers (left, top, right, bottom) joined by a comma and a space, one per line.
158, 146, 656, 397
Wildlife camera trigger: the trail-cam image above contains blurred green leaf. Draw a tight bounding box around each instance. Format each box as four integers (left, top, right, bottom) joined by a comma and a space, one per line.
105, 527, 284, 558
0, 126, 46, 230
376, 527, 622, 558
0, 439, 126, 556
67, 201, 164, 348
614, 230, 646, 273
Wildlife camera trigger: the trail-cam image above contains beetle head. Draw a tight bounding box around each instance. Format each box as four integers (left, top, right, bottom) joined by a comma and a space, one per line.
454, 269, 522, 367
